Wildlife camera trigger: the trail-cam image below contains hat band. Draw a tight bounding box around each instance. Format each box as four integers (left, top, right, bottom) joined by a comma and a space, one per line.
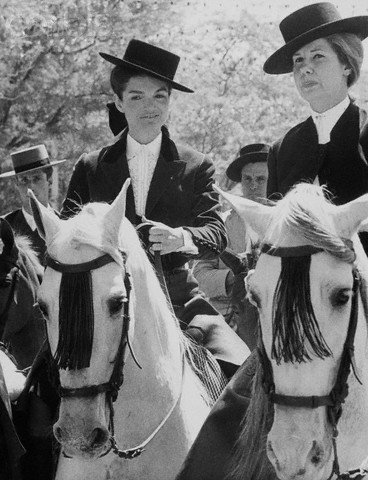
14, 158, 50, 174
124, 57, 175, 80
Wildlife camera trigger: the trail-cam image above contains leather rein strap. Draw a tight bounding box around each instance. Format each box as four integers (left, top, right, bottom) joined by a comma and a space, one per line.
45, 250, 184, 460
258, 243, 363, 480
0, 256, 20, 340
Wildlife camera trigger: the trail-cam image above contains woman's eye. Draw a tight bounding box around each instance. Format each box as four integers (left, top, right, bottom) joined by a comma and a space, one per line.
293, 57, 302, 64
331, 290, 351, 307
313, 53, 324, 59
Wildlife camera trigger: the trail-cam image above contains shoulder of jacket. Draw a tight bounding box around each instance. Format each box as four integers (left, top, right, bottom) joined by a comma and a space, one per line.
2, 209, 20, 222
174, 140, 207, 163
272, 118, 311, 151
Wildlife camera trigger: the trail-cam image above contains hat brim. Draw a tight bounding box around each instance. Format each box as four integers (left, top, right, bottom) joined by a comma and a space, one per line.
99, 52, 194, 93
226, 152, 268, 183
264, 16, 368, 74
0, 159, 67, 179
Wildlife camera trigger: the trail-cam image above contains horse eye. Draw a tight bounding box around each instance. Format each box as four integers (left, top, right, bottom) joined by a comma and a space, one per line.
331, 289, 351, 308
108, 297, 126, 316
35, 301, 48, 318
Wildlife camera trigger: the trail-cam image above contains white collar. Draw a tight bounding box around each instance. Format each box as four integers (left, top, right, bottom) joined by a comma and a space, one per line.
311, 97, 350, 144
126, 132, 162, 160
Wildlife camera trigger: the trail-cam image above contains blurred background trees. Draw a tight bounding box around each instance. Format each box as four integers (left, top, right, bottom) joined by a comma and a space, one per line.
1, 0, 367, 213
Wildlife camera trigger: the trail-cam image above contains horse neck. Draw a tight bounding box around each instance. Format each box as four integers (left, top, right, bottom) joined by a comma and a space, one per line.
112, 261, 209, 450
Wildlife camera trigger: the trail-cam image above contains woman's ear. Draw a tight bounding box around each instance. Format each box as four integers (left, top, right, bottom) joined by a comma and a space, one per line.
114, 93, 124, 113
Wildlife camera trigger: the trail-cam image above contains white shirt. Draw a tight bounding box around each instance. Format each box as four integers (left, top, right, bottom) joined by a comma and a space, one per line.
22, 207, 37, 231
126, 132, 162, 217
311, 96, 350, 145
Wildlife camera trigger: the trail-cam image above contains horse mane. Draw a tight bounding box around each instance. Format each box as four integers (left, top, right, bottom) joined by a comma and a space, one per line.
227, 183, 368, 480
53, 202, 211, 402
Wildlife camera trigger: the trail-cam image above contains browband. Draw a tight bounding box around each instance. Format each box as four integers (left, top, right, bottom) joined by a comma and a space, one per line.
261, 238, 355, 258
45, 253, 115, 274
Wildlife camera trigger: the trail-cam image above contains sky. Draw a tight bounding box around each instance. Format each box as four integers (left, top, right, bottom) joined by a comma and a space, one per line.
184, 0, 368, 70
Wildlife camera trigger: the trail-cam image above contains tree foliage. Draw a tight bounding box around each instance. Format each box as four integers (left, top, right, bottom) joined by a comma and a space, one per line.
0, 0, 366, 213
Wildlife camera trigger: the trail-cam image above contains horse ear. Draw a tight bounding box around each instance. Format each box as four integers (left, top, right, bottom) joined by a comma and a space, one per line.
333, 194, 368, 238
104, 178, 131, 234
28, 189, 60, 242
0, 218, 17, 257
213, 185, 273, 238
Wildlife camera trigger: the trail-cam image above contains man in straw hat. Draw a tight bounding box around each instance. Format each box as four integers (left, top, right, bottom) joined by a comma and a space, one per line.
176, 4, 368, 480
193, 143, 269, 349
1, 144, 65, 264
61, 39, 248, 377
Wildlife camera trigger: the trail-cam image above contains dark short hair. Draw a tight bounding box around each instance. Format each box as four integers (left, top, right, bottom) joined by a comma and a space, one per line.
110, 65, 172, 99
325, 32, 364, 87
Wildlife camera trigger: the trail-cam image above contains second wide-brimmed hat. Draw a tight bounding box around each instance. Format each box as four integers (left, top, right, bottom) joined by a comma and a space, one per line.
99, 39, 193, 93
226, 143, 270, 183
264, 2, 368, 74
0, 144, 66, 178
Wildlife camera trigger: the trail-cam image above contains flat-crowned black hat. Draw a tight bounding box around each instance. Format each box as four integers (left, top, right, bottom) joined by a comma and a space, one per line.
99, 39, 193, 93
264, 2, 368, 74
0, 144, 66, 178
226, 143, 270, 183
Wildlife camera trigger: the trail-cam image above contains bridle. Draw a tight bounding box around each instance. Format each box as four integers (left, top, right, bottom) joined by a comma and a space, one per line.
45, 250, 184, 460
0, 255, 20, 340
256, 243, 366, 480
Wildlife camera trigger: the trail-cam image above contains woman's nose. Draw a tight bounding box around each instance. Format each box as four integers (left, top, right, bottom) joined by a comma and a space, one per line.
299, 61, 313, 74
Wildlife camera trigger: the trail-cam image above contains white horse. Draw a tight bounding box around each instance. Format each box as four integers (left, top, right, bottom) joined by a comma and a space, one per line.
29, 180, 213, 480
215, 183, 368, 480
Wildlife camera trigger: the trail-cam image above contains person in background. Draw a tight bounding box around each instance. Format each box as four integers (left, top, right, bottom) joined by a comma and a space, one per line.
0, 144, 65, 265
193, 143, 269, 350
265, 2, 368, 253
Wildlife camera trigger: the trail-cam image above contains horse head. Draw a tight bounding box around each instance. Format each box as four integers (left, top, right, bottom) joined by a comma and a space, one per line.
215, 184, 368, 480
29, 181, 133, 459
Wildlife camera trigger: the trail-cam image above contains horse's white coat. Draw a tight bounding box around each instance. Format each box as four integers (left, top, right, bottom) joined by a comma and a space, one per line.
32, 182, 212, 480
217, 184, 368, 480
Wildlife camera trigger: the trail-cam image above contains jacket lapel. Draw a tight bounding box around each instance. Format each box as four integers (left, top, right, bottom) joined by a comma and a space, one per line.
145, 133, 186, 217
98, 130, 137, 223
279, 117, 320, 192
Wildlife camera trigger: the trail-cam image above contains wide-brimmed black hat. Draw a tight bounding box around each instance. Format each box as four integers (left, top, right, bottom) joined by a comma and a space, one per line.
0, 144, 66, 178
264, 2, 368, 74
99, 39, 193, 93
226, 143, 270, 183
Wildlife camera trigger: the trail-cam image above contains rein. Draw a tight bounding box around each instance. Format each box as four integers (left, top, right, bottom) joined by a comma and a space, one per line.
0, 257, 20, 340
45, 250, 184, 460
257, 243, 364, 480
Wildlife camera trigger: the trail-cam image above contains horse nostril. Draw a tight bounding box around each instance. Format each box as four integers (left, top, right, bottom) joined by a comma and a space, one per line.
310, 440, 324, 465
90, 427, 108, 448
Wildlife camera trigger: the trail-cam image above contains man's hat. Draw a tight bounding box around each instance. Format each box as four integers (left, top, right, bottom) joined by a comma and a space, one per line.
99, 39, 193, 93
226, 143, 270, 183
264, 2, 368, 75
0, 144, 66, 178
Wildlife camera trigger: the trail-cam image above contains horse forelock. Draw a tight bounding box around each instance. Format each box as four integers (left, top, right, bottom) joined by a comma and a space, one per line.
265, 184, 355, 263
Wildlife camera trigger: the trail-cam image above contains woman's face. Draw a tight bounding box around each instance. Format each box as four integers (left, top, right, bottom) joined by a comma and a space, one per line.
292, 38, 350, 113
115, 75, 170, 143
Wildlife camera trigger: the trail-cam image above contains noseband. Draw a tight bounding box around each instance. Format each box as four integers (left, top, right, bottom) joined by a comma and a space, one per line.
45, 250, 184, 460
257, 243, 364, 480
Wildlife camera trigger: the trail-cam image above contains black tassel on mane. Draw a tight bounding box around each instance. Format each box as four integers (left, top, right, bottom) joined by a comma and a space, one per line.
271, 255, 332, 364
54, 271, 94, 370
